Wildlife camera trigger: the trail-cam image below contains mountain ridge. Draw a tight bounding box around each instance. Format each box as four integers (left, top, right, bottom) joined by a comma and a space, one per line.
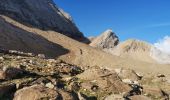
0, 0, 89, 42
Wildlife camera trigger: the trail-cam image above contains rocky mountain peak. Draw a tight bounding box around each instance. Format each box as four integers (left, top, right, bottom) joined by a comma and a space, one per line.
0, 0, 89, 42
102, 29, 113, 35
90, 29, 119, 49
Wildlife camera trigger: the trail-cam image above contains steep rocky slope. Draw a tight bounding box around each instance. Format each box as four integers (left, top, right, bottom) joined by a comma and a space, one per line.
0, 0, 89, 42
90, 29, 119, 49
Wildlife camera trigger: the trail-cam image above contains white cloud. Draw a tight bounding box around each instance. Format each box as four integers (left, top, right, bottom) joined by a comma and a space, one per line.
150, 36, 170, 64
154, 36, 170, 54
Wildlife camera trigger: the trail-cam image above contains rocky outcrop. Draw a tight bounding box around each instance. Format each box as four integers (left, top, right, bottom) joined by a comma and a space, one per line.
0, 0, 89, 42
90, 29, 119, 49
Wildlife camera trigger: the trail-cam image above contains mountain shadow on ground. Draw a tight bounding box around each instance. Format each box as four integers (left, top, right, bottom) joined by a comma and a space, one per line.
0, 16, 69, 58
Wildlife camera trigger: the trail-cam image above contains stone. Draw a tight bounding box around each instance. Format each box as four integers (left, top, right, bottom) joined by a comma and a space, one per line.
143, 86, 164, 99
58, 90, 79, 100
157, 74, 165, 78
0, 56, 4, 60
122, 79, 133, 84
37, 54, 45, 59
0, 70, 5, 80
47, 59, 56, 63
77, 92, 86, 100
13, 85, 59, 100
77, 67, 131, 94
45, 82, 55, 89
81, 82, 93, 91
129, 95, 151, 100
104, 94, 124, 100
115, 68, 141, 81
2, 67, 24, 80
0, 84, 16, 98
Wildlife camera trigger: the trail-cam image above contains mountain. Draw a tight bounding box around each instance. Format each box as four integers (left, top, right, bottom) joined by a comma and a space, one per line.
0, 15, 69, 58
109, 39, 156, 63
0, 0, 89, 42
1, 15, 170, 76
1, 1, 170, 99
90, 29, 119, 49
89, 30, 156, 63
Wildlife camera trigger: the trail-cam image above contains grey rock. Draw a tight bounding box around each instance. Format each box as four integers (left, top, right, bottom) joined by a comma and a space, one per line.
0, 84, 16, 98
0, 56, 4, 61
129, 95, 151, 100
37, 54, 46, 59
0, 70, 5, 80
45, 82, 55, 89
0, 67, 24, 80
13, 84, 59, 100
0, 0, 89, 42
105, 94, 124, 100
90, 29, 119, 49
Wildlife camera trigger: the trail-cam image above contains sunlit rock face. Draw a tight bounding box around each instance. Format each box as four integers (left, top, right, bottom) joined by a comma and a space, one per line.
90, 29, 119, 49
0, 0, 88, 42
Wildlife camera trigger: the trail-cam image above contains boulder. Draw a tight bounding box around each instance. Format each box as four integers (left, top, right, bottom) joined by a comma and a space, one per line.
3, 67, 24, 80
58, 90, 79, 100
13, 85, 59, 100
77, 67, 131, 94
115, 68, 141, 82
0, 84, 16, 98
143, 86, 169, 99
0, 56, 4, 61
0, 70, 5, 80
45, 82, 55, 89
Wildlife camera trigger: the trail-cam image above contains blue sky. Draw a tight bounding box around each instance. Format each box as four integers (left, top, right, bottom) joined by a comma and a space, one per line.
54, 0, 170, 43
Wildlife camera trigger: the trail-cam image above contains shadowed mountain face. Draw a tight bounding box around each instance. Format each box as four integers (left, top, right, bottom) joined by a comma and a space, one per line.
0, 16, 69, 58
0, 0, 89, 42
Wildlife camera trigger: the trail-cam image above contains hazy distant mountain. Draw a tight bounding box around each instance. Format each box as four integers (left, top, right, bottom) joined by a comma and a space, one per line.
90, 32, 170, 64
108, 39, 156, 63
